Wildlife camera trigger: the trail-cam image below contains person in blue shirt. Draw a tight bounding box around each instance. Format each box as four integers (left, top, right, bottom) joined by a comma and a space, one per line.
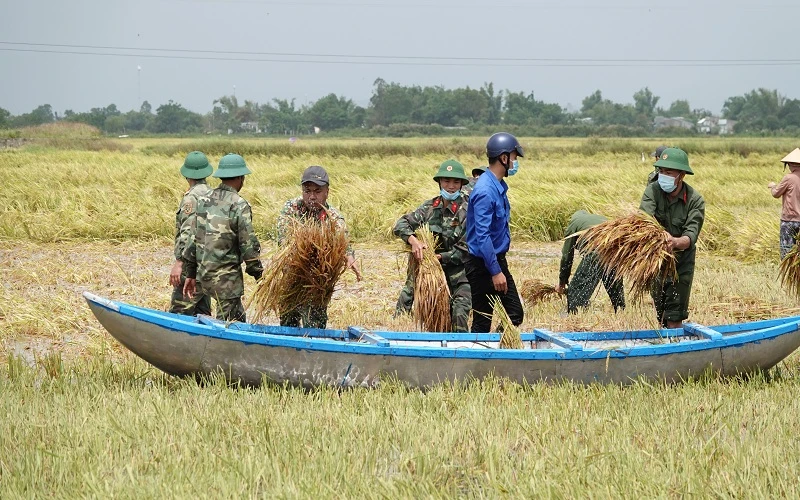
465, 132, 525, 333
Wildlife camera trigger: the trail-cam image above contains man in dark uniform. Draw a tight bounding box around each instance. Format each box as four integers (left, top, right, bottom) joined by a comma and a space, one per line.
555, 210, 625, 314
640, 147, 705, 328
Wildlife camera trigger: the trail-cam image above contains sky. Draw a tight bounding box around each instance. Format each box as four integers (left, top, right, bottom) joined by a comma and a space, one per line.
1, 0, 798, 116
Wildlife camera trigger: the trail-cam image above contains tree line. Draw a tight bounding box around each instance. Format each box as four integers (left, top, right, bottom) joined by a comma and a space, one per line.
2, 79, 799, 137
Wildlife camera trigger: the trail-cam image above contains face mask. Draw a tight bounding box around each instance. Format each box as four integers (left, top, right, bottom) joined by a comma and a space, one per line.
507, 159, 519, 176
658, 173, 677, 193
440, 188, 460, 201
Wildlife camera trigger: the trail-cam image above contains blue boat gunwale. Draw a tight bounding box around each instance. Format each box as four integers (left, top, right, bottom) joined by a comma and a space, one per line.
84, 292, 800, 361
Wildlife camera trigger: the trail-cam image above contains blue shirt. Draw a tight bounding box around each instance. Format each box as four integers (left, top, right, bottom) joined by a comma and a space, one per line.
466, 171, 511, 276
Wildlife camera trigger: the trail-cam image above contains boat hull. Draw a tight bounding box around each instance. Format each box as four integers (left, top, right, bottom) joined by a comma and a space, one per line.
85, 292, 800, 388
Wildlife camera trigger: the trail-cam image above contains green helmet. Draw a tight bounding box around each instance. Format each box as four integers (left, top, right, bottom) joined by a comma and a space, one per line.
471, 166, 487, 177
213, 153, 252, 178
653, 147, 694, 175
180, 151, 213, 179
433, 159, 469, 185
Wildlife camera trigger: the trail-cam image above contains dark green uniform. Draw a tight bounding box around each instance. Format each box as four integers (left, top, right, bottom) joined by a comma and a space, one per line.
559, 210, 625, 313
170, 182, 212, 316
183, 184, 264, 322
639, 181, 705, 326
393, 195, 472, 332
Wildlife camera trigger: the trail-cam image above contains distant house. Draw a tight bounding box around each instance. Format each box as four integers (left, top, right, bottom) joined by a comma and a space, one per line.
696, 116, 737, 135
654, 116, 694, 130
240, 121, 261, 133
718, 118, 736, 135
697, 116, 717, 134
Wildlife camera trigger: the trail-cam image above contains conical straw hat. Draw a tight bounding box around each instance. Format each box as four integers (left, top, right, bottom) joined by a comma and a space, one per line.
781, 148, 800, 164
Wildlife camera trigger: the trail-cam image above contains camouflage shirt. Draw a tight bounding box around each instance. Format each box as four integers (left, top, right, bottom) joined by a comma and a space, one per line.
183, 184, 263, 299
277, 197, 355, 258
393, 194, 468, 267
174, 181, 212, 261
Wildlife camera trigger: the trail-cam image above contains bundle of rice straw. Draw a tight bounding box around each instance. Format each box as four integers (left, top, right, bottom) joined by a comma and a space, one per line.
577, 212, 677, 301
411, 225, 451, 332
489, 296, 523, 349
779, 244, 800, 299
520, 278, 562, 306
250, 215, 348, 323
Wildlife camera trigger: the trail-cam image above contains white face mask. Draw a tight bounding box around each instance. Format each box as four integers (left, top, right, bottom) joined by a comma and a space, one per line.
658, 173, 677, 193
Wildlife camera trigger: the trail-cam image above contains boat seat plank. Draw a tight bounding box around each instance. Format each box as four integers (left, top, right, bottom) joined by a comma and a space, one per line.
533, 328, 584, 351
348, 327, 390, 347
684, 323, 723, 340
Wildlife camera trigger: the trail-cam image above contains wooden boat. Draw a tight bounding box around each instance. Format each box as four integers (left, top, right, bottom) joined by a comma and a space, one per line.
83, 291, 800, 388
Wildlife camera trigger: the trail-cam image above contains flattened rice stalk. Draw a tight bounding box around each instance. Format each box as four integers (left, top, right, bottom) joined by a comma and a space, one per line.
779, 244, 800, 300
490, 296, 523, 349
520, 278, 563, 306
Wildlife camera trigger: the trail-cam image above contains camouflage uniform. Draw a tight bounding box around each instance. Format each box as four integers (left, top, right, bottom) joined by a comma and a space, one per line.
393, 195, 472, 332
183, 184, 263, 322
170, 181, 213, 316
559, 210, 625, 313
277, 197, 354, 329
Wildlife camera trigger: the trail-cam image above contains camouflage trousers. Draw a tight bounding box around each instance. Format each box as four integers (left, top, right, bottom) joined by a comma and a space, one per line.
169, 276, 212, 317
395, 261, 472, 332
216, 297, 246, 323
567, 253, 625, 314
280, 306, 328, 329
780, 220, 800, 260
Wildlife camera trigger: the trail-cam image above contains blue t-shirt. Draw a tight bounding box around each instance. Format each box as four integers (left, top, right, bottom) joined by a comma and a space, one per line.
466, 171, 511, 276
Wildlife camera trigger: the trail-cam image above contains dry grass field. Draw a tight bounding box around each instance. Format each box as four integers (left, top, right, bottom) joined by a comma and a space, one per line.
2, 132, 800, 497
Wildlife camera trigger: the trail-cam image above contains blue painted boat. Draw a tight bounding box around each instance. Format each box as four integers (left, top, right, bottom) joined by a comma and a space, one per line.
83, 291, 800, 388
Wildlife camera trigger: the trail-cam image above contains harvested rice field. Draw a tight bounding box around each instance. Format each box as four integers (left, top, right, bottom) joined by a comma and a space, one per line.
3, 135, 800, 497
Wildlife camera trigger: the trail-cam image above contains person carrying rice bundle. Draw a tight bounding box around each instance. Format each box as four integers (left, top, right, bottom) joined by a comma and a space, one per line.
555, 210, 625, 314
640, 147, 705, 329
276, 166, 361, 328
768, 148, 800, 260
393, 159, 472, 332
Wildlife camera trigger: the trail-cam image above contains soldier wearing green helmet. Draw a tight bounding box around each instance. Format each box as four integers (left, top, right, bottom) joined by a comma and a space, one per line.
639, 147, 705, 329
393, 159, 472, 331
182, 153, 263, 322
169, 151, 214, 317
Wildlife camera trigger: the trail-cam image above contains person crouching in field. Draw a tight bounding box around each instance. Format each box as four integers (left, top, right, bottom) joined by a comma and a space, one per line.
555, 210, 625, 314
182, 153, 263, 322
640, 147, 705, 329
465, 166, 486, 196
169, 151, 213, 316
277, 165, 361, 328
393, 159, 472, 332
769, 148, 800, 260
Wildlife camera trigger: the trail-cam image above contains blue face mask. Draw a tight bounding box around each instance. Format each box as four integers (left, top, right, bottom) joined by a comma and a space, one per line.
440, 188, 461, 201
507, 159, 519, 176
658, 173, 677, 193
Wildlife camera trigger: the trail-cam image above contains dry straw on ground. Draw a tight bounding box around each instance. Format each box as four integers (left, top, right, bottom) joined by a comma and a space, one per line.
251, 215, 348, 323
520, 279, 562, 306
410, 225, 451, 332
578, 212, 677, 301
779, 244, 800, 300
490, 296, 523, 349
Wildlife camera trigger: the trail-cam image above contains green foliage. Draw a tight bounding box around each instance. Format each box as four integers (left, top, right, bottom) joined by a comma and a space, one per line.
152, 100, 203, 134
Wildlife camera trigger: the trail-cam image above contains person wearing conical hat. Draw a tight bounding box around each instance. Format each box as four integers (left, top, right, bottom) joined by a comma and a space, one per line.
169, 151, 214, 317
393, 159, 472, 332
769, 148, 800, 259
639, 147, 705, 329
